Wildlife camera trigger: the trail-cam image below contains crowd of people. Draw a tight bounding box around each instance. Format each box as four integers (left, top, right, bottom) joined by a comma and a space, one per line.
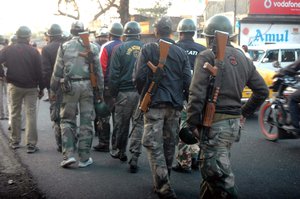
4, 13, 297, 199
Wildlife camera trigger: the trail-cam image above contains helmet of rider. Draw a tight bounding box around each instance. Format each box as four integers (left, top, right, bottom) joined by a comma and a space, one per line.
123, 21, 141, 36
96, 27, 109, 38
108, 22, 123, 37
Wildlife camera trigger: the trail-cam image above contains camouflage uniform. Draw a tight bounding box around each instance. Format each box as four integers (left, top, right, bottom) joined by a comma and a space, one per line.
50, 35, 103, 163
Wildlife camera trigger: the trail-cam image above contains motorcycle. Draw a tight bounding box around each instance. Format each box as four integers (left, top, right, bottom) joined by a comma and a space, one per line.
258, 73, 300, 141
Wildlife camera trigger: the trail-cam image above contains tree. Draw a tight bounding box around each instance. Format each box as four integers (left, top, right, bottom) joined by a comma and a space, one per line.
56, 0, 130, 25
135, 1, 172, 20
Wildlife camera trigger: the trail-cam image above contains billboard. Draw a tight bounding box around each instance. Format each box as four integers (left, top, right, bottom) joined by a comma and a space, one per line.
240, 23, 300, 46
249, 0, 300, 15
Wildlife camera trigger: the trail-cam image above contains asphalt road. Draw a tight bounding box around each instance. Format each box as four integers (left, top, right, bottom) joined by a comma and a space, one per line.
1, 98, 300, 199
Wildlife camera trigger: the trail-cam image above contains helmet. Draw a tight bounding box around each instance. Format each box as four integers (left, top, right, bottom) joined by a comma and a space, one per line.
123, 21, 141, 36
95, 101, 111, 118
109, 22, 123, 37
46, 24, 62, 37
202, 15, 233, 37
70, 21, 84, 36
177, 18, 196, 33
178, 127, 198, 145
96, 27, 109, 37
154, 16, 172, 35
16, 26, 31, 38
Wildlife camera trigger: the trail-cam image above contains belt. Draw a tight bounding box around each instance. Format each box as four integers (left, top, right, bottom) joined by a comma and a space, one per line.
70, 77, 90, 82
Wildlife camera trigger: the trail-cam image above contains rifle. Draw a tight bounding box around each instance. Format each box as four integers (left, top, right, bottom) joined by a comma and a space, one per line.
139, 39, 172, 112
78, 32, 101, 101
202, 31, 229, 129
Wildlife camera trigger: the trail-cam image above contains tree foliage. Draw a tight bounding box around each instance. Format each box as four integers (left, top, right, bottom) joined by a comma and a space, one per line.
135, 1, 171, 19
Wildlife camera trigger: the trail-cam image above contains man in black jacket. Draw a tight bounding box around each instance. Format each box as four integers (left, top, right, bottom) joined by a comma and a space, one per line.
0, 26, 44, 153
134, 16, 191, 199
41, 24, 65, 152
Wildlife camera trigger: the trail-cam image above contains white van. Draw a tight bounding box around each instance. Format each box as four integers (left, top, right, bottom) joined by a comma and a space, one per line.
248, 44, 300, 71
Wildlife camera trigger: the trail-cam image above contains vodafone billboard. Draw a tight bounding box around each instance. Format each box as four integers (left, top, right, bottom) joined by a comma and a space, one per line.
249, 0, 300, 15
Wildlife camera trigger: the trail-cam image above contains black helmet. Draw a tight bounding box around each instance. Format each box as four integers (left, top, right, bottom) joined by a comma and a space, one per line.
96, 27, 109, 37
178, 127, 198, 145
16, 26, 31, 38
177, 18, 196, 33
109, 22, 123, 37
46, 24, 62, 37
202, 15, 234, 37
154, 16, 173, 36
95, 101, 111, 118
70, 21, 84, 36
124, 21, 141, 36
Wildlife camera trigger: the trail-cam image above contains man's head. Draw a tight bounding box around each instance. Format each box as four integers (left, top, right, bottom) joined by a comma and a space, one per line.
154, 16, 172, 38
70, 21, 84, 36
108, 22, 123, 39
123, 21, 141, 38
177, 18, 196, 39
202, 15, 234, 47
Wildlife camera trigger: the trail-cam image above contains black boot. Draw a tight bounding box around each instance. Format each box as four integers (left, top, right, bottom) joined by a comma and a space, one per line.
128, 156, 139, 173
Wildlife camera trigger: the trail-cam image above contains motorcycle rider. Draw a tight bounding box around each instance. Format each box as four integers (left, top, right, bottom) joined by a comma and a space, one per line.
274, 58, 300, 133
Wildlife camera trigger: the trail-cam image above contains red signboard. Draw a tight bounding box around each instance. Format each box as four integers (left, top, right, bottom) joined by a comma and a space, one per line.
249, 0, 300, 15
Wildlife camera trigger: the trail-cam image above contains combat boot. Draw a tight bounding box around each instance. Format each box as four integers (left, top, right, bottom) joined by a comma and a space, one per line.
93, 143, 109, 152
128, 156, 139, 173
191, 157, 199, 170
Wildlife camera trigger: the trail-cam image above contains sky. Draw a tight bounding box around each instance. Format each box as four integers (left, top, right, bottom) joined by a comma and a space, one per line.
0, 0, 205, 35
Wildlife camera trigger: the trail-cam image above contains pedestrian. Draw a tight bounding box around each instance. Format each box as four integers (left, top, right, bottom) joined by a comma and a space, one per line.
109, 21, 144, 172
50, 21, 104, 168
186, 15, 269, 198
93, 22, 123, 153
41, 24, 65, 152
0, 35, 8, 121
134, 16, 192, 199
0, 26, 45, 153
242, 44, 251, 59
172, 18, 206, 174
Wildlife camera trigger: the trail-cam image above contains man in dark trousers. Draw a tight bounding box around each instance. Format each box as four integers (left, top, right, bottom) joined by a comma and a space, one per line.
134, 16, 191, 199
186, 15, 269, 198
109, 21, 144, 173
41, 24, 65, 152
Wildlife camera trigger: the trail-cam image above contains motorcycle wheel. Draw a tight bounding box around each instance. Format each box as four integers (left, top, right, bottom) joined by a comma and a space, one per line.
258, 101, 279, 141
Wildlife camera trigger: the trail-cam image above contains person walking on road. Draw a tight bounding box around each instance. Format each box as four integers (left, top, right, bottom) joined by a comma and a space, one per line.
186, 15, 269, 198
172, 18, 206, 174
0, 26, 45, 153
109, 21, 144, 172
134, 16, 192, 199
41, 24, 65, 152
93, 22, 123, 153
50, 21, 104, 168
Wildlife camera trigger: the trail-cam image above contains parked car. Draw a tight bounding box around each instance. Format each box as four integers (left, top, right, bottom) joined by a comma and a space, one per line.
248, 44, 300, 71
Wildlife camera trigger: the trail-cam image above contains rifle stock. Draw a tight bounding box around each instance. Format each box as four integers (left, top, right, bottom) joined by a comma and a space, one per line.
139, 40, 171, 112
78, 32, 100, 99
202, 31, 228, 128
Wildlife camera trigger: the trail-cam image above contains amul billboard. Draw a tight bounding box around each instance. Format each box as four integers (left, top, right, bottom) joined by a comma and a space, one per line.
240, 23, 300, 46
249, 0, 300, 15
